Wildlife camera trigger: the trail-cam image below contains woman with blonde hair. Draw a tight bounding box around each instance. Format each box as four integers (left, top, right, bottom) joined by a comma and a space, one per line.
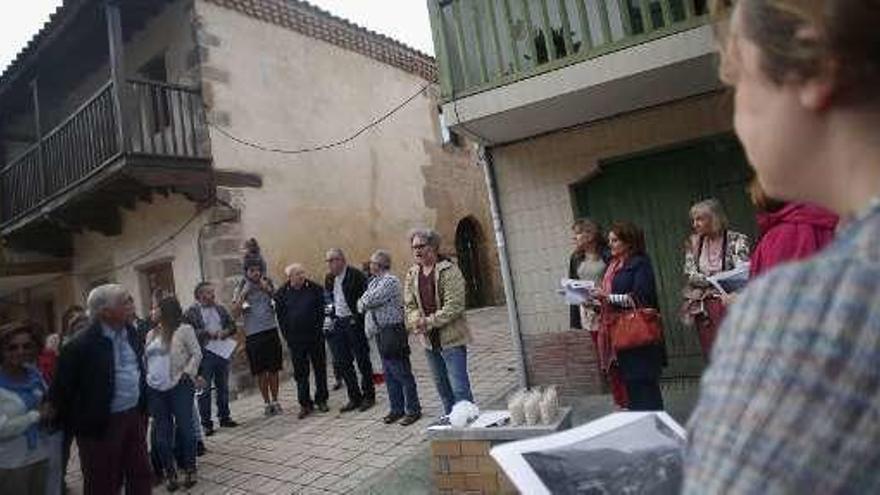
681, 198, 749, 360
685, 1, 880, 491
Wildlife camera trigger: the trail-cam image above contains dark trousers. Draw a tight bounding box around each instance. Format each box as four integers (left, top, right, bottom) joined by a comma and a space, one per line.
147, 380, 197, 474
624, 379, 664, 411
383, 356, 421, 415
327, 317, 375, 404
76, 408, 152, 495
288, 339, 329, 408
198, 351, 231, 428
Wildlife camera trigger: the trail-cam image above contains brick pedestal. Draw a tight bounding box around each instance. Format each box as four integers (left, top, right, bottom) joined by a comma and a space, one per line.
428, 408, 572, 494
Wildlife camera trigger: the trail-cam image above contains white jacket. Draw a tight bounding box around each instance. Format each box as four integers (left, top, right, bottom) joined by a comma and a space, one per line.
145, 324, 202, 389
0, 387, 49, 469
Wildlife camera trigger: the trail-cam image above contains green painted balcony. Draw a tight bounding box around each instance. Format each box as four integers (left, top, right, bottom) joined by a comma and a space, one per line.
428, 0, 718, 144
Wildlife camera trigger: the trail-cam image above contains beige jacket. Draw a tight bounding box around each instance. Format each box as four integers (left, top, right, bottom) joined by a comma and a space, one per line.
145, 324, 202, 388
404, 259, 472, 349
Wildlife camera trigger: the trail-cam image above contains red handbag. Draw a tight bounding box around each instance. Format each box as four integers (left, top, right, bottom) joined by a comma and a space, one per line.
610, 306, 663, 351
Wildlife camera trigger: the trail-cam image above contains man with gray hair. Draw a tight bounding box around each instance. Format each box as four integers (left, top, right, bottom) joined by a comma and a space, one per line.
274, 263, 329, 419
324, 248, 375, 413
50, 284, 152, 494
404, 228, 474, 422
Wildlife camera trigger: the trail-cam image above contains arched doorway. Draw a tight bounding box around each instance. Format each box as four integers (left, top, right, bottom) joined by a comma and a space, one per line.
455, 217, 486, 308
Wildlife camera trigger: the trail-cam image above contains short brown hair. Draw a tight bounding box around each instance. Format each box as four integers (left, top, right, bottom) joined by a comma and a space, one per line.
713, 0, 880, 101
610, 221, 646, 256
0, 321, 43, 365
748, 177, 786, 213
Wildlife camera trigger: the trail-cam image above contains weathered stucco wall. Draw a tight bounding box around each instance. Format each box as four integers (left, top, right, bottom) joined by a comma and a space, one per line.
491, 93, 733, 394
194, 1, 500, 299
69, 193, 205, 315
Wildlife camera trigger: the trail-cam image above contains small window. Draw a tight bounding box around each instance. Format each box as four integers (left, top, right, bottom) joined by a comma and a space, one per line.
140, 261, 175, 314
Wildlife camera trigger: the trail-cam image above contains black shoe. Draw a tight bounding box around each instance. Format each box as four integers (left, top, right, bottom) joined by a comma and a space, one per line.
196, 441, 206, 457
316, 402, 329, 413
219, 418, 239, 428
166, 472, 179, 492
298, 407, 312, 420
340, 401, 361, 413
400, 413, 422, 426
203, 426, 215, 437
333, 380, 343, 391
383, 412, 405, 424
358, 398, 375, 412
183, 470, 197, 489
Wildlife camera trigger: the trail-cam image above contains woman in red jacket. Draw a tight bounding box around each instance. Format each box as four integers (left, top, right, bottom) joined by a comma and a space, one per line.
749, 179, 838, 278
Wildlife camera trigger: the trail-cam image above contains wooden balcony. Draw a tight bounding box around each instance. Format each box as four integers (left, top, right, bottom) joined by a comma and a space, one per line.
0, 77, 210, 251
429, 0, 711, 102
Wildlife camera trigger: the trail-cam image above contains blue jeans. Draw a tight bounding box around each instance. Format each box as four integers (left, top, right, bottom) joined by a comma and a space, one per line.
147, 378, 196, 473
425, 346, 473, 415
198, 351, 231, 428
383, 357, 421, 416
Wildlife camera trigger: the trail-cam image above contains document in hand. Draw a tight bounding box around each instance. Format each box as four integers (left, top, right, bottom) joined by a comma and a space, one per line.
560, 278, 596, 306
491, 412, 686, 495
205, 338, 237, 360
706, 263, 750, 295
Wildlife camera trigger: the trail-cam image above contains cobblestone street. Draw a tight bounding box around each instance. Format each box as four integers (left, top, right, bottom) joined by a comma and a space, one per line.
66, 306, 518, 494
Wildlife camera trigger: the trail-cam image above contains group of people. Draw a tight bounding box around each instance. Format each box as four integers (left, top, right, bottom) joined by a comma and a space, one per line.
0, 228, 477, 494
568, 184, 837, 413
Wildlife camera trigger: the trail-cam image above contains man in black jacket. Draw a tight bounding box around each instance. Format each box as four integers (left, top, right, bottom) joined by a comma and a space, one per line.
50, 284, 151, 495
324, 248, 375, 412
274, 263, 329, 419
184, 282, 239, 436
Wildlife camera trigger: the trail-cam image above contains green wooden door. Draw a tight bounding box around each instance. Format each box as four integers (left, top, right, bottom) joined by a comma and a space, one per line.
571, 135, 756, 378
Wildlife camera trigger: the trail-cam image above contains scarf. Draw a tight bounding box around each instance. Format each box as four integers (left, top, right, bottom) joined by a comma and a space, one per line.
0, 366, 46, 450
597, 256, 625, 372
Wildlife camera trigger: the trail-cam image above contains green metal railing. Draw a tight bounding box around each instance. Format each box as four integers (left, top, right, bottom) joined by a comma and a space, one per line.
428, 0, 710, 101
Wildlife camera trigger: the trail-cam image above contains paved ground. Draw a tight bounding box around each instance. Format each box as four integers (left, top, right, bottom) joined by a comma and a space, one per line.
67, 306, 519, 494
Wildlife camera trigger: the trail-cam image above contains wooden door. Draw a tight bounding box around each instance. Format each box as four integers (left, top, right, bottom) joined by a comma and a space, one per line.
571, 134, 756, 377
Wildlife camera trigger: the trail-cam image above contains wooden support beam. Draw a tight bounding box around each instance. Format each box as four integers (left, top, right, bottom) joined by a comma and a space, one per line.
0, 259, 71, 277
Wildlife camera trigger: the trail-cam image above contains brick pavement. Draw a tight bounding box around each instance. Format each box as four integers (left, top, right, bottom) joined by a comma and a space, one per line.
66, 306, 518, 494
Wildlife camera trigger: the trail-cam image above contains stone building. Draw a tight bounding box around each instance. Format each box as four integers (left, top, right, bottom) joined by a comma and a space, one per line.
0, 0, 502, 334
429, 0, 757, 398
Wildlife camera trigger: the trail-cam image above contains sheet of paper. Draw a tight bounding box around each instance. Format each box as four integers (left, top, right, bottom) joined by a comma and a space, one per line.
560, 278, 595, 306
706, 263, 750, 295
470, 410, 512, 428
205, 338, 237, 360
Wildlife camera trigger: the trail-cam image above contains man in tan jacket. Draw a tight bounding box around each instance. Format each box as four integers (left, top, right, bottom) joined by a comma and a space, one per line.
403, 228, 473, 421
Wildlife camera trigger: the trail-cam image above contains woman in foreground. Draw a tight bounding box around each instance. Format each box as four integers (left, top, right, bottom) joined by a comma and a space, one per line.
685, 1, 880, 492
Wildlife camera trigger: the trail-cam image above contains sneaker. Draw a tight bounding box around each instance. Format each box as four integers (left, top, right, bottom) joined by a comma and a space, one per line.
316, 402, 329, 413
383, 412, 405, 424
272, 402, 283, 415
219, 418, 239, 428
298, 407, 311, 420
400, 413, 422, 427
429, 415, 451, 427
358, 398, 375, 412
264, 404, 273, 417
196, 441, 206, 457
203, 425, 215, 437
340, 401, 360, 413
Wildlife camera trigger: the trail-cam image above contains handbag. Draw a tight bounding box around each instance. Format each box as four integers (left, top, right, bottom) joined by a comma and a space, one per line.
371, 313, 409, 359
609, 299, 663, 351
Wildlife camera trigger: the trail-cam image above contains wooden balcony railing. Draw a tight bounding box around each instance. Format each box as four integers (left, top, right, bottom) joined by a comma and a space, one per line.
428, 0, 710, 101
0, 78, 207, 226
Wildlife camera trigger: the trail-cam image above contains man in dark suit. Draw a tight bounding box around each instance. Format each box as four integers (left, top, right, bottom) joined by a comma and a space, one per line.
50, 284, 151, 495
324, 248, 375, 412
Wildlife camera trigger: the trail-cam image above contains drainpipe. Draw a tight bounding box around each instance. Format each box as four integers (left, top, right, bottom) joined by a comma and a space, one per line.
480, 146, 529, 389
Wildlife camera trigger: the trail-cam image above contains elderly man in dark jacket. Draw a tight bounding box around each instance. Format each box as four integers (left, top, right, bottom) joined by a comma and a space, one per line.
274, 263, 329, 419
324, 248, 375, 413
50, 284, 152, 495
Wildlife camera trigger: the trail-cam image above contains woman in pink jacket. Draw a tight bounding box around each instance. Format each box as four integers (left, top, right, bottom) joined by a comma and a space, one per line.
749, 179, 838, 278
